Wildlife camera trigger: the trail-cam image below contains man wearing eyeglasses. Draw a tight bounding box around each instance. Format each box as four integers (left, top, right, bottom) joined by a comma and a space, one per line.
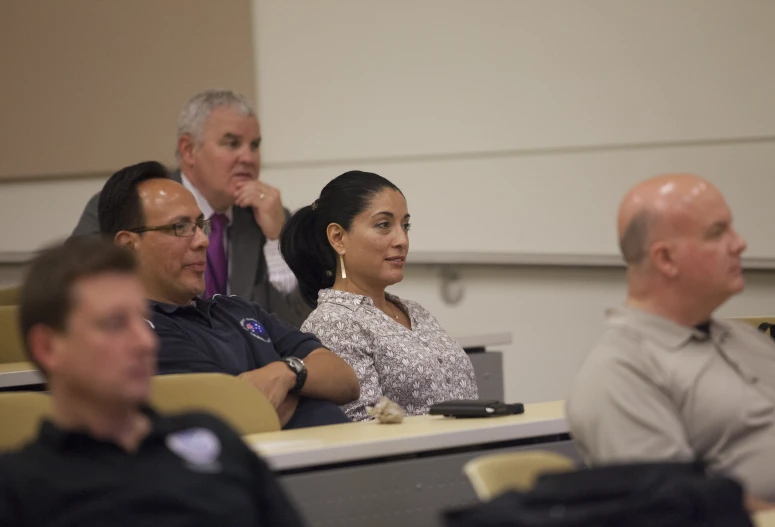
0, 237, 306, 526
73, 90, 311, 328
98, 161, 359, 429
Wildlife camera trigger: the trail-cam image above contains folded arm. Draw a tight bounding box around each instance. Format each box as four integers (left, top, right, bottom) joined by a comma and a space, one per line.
300, 348, 359, 404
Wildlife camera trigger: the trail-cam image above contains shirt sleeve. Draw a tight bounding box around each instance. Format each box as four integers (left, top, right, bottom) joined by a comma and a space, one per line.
251, 301, 322, 360
302, 314, 381, 422
151, 313, 229, 374
262, 239, 299, 294
567, 355, 694, 465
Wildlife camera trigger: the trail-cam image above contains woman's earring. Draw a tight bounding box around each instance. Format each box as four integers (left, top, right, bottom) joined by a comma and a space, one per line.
340, 254, 347, 279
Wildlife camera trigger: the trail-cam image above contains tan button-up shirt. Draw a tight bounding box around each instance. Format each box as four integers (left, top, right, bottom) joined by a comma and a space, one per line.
568, 306, 775, 501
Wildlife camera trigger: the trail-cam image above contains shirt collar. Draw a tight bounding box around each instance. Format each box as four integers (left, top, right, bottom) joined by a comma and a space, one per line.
39, 405, 168, 452
606, 305, 731, 350
180, 172, 233, 224
316, 289, 403, 311
150, 297, 213, 315
150, 299, 185, 314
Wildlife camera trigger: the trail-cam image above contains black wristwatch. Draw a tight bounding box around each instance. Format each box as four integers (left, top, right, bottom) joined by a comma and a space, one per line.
283, 357, 307, 393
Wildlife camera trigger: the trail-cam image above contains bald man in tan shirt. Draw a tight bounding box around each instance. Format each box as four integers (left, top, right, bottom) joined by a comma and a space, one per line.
568, 174, 775, 510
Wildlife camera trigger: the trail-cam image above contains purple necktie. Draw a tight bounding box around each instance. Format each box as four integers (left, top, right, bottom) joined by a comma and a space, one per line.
205, 213, 228, 298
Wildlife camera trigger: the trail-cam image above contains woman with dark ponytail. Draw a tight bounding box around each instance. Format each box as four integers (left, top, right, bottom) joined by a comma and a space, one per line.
281, 171, 478, 421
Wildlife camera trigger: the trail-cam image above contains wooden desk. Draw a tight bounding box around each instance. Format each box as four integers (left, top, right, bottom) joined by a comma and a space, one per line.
0, 362, 44, 389
247, 401, 575, 527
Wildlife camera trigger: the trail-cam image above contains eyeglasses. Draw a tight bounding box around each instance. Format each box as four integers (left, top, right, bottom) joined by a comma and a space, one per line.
129, 219, 212, 237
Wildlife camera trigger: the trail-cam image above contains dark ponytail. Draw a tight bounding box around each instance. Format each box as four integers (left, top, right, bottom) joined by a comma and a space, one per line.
279, 203, 335, 307
280, 171, 402, 307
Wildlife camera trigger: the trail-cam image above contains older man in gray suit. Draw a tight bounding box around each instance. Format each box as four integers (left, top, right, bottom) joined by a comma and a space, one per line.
73, 90, 311, 327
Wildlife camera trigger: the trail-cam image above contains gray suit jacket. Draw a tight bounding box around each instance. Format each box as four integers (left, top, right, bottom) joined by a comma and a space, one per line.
72, 171, 312, 327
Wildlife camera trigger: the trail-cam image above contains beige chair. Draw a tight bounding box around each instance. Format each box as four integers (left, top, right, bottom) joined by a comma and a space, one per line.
150, 373, 280, 435
463, 450, 576, 501
0, 286, 19, 306
754, 509, 775, 527
0, 306, 26, 364
0, 391, 52, 451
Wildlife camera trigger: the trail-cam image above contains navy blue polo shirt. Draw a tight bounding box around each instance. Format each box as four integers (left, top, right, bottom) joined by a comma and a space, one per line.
150, 295, 350, 429
0, 407, 304, 526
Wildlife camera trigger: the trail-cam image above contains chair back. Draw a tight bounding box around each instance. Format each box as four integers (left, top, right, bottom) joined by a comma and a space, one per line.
150, 373, 280, 435
755, 509, 775, 527
0, 286, 19, 306
0, 391, 51, 451
0, 306, 26, 364
463, 450, 576, 500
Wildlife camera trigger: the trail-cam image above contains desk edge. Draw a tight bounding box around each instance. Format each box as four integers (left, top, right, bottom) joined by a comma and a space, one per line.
253, 417, 569, 471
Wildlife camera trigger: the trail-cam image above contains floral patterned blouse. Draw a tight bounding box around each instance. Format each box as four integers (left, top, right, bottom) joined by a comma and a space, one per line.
301, 289, 479, 421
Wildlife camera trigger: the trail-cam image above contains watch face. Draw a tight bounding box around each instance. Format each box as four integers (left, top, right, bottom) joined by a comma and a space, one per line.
286, 358, 304, 373
285, 357, 307, 393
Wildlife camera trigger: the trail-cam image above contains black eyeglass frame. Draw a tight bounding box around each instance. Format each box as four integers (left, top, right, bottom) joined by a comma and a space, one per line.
128, 218, 212, 237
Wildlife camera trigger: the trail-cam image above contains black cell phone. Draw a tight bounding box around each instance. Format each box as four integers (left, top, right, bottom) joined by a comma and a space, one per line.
428, 399, 525, 418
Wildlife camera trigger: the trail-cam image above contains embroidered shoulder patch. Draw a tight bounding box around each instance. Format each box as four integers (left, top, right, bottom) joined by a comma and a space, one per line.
166, 427, 222, 473
240, 318, 271, 343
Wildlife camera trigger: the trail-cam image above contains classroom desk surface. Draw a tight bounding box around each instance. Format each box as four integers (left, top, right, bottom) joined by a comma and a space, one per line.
246, 400, 573, 527
0, 362, 44, 389
247, 400, 566, 471
455, 332, 511, 350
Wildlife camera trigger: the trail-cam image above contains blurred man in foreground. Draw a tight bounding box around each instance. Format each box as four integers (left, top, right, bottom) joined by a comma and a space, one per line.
0, 237, 305, 526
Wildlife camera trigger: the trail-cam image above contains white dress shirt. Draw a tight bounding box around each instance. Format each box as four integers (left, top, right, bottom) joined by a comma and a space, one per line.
180, 174, 298, 294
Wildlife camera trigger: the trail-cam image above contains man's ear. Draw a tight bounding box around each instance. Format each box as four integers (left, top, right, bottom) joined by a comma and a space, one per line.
178, 134, 196, 166
326, 223, 347, 255
26, 324, 59, 374
650, 241, 679, 278
114, 231, 137, 251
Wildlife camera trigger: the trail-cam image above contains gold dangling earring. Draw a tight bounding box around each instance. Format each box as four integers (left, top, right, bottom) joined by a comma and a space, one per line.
340, 254, 347, 279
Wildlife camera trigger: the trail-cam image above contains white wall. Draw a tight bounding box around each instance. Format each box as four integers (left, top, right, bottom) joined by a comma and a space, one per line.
250, 0, 775, 403
254, 0, 775, 162
252, 0, 775, 261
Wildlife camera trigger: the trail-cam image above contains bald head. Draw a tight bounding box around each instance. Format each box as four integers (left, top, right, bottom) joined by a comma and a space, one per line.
617, 173, 747, 321
618, 174, 718, 265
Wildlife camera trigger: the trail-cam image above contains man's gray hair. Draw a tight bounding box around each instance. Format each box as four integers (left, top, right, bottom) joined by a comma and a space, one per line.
176, 89, 256, 158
